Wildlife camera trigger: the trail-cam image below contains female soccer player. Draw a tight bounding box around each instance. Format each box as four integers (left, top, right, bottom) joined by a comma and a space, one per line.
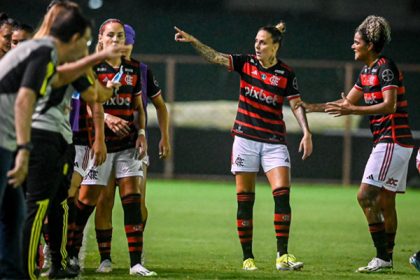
94, 23, 170, 273
174, 22, 312, 271
69, 18, 156, 277
300, 15, 414, 273
0, 13, 13, 58
11, 22, 33, 49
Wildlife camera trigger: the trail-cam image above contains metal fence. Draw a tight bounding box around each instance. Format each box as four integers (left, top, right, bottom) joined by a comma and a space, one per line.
138, 54, 420, 185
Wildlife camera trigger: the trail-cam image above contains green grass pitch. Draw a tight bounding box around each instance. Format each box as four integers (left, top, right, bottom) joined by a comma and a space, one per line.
74, 179, 420, 279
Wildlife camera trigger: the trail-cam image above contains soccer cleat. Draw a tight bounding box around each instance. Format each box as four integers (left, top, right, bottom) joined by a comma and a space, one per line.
129, 263, 157, 277
242, 258, 258, 271
356, 257, 393, 273
42, 244, 51, 270
47, 266, 79, 279
96, 259, 112, 273
409, 253, 420, 272
276, 253, 304, 271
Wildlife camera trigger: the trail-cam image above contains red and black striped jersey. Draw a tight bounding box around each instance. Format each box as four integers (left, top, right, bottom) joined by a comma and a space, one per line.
94, 58, 141, 153
228, 54, 300, 144
354, 56, 413, 147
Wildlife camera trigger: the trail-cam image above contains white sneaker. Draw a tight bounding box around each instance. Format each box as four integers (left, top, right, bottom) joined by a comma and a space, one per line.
356, 257, 393, 273
129, 263, 157, 277
42, 244, 51, 270
96, 259, 112, 273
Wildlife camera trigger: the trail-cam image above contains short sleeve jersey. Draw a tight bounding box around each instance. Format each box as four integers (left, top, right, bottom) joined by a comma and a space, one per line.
137, 60, 161, 124
354, 56, 413, 147
94, 58, 141, 153
0, 37, 57, 151
228, 54, 300, 144
32, 76, 92, 144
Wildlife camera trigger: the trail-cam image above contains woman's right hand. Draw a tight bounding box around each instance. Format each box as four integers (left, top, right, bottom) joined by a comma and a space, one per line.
104, 114, 130, 137
174, 26, 195, 43
100, 44, 129, 60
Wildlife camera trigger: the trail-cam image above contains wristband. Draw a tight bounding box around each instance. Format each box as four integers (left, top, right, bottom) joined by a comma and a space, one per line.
104, 113, 109, 122
17, 142, 33, 152
138, 129, 146, 136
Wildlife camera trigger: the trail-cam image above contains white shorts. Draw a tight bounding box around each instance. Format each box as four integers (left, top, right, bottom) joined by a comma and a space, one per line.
362, 143, 413, 193
142, 154, 150, 167
73, 145, 95, 178
231, 136, 290, 174
82, 148, 143, 186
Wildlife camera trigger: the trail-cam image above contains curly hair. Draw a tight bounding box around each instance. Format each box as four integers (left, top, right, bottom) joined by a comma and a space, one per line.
356, 15, 391, 53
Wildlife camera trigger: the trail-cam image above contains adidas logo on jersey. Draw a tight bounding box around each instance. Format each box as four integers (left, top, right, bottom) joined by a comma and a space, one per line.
366, 174, 374, 180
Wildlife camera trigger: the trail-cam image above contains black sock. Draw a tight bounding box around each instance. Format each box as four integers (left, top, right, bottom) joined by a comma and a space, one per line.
237, 192, 255, 260
369, 223, 390, 261
96, 228, 113, 262
386, 232, 396, 260
273, 187, 291, 256
121, 194, 143, 267
70, 200, 95, 258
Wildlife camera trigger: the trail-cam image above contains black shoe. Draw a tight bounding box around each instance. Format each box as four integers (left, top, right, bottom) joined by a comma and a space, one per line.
67, 256, 81, 274
48, 266, 78, 279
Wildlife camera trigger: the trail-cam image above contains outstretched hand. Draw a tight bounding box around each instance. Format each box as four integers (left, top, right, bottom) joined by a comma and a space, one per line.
101, 44, 130, 60
325, 92, 353, 117
174, 26, 195, 43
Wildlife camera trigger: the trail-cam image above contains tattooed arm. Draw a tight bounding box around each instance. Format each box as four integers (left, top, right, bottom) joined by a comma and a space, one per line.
174, 26, 230, 68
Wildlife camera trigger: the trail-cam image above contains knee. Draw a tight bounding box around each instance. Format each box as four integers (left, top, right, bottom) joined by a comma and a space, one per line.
357, 189, 373, 207
79, 188, 99, 206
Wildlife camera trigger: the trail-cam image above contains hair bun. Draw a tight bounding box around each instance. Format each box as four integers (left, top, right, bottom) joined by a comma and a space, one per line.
276, 21, 286, 35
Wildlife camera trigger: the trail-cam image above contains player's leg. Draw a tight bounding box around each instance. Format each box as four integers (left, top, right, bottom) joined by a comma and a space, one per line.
263, 142, 302, 271
116, 148, 156, 276
231, 136, 259, 270
70, 155, 113, 267
94, 171, 116, 273
357, 143, 412, 273
139, 160, 148, 230
139, 160, 148, 265
380, 190, 397, 260
235, 172, 257, 270
356, 183, 392, 272
67, 145, 93, 269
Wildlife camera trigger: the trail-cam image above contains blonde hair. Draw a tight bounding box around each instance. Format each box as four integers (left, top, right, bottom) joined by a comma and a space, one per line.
275, 21, 286, 35
33, 1, 79, 39
356, 15, 391, 53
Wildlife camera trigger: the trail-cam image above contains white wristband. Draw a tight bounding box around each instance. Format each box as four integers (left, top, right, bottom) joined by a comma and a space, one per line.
104, 113, 109, 122
138, 129, 146, 136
